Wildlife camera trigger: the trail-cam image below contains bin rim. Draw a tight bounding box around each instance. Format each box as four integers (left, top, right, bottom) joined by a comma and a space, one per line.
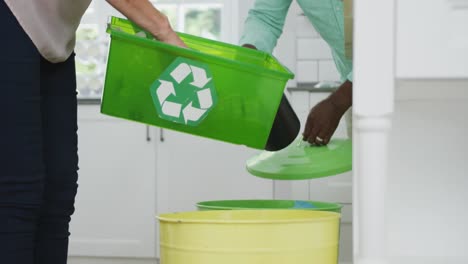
158, 210, 341, 224
196, 199, 344, 211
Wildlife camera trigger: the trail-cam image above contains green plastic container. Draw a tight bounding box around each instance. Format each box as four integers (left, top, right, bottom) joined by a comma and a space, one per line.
101, 17, 294, 149
196, 200, 343, 213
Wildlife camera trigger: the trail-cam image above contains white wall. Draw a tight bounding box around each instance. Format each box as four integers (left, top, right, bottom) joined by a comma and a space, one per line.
237, 0, 341, 87
274, 1, 341, 87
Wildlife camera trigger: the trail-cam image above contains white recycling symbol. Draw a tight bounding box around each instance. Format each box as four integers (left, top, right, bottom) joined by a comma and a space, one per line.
153, 59, 216, 125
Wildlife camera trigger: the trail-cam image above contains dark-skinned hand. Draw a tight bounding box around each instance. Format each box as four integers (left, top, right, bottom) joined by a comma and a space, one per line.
303, 80, 352, 145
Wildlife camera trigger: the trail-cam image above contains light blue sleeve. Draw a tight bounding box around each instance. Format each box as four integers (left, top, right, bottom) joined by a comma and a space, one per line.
239, 0, 293, 54
347, 69, 353, 82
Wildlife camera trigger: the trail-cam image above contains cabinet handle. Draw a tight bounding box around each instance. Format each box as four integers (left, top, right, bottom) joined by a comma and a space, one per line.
146, 126, 151, 142
160, 128, 165, 142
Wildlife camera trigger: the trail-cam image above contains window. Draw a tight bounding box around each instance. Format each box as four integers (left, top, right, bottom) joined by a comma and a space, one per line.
157, 3, 222, 40
76, 0, 237, 99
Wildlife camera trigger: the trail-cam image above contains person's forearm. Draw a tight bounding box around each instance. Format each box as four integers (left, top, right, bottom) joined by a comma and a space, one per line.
239, 0, 292, 53
329, 80, 353, 113
106, 0, 174, 42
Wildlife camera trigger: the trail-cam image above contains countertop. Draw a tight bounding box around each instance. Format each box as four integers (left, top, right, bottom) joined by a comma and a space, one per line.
287, 82, 340, 93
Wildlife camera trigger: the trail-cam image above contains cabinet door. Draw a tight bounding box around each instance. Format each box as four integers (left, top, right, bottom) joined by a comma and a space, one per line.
396, 0, 468, 78
156, 130, 274, 214
69, 105, 157, 258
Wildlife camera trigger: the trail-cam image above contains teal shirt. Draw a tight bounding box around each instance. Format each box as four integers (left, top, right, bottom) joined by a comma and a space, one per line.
240, 0, 353, 82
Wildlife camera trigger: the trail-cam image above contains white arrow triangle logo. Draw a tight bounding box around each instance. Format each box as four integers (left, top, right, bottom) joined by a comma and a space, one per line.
156, 80, 176, 105
197, 88, 213, 109
162, 101, 182, 118
170, 63, 191, 84
190, 65, 212, 88
182, 102, 206, 124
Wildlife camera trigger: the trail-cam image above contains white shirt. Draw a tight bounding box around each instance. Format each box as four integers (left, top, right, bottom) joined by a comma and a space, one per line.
5, 0, 92, 63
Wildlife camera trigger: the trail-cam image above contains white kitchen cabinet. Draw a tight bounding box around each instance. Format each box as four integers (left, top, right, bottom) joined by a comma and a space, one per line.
396, 0, 468, 79
70, 106, 274, 259
155, 130, 274, 214
69, 105, 157, 258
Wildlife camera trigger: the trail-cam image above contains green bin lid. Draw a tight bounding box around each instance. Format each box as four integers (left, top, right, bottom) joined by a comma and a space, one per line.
246, 138, 352, 180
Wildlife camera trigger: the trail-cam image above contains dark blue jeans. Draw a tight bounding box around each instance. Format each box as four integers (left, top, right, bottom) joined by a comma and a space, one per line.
0, 2, 79, 264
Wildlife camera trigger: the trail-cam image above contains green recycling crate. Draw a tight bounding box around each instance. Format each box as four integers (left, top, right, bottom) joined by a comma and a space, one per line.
101, 17, 294, 149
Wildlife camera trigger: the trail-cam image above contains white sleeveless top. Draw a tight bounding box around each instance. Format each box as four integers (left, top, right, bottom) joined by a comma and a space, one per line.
5, 0, 92, 63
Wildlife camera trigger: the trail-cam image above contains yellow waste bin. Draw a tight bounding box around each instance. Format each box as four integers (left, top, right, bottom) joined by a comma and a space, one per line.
158, 210, 340, 264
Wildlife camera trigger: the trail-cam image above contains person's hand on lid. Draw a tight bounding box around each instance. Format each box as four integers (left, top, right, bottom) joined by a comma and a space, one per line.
303, 80, 352, 145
